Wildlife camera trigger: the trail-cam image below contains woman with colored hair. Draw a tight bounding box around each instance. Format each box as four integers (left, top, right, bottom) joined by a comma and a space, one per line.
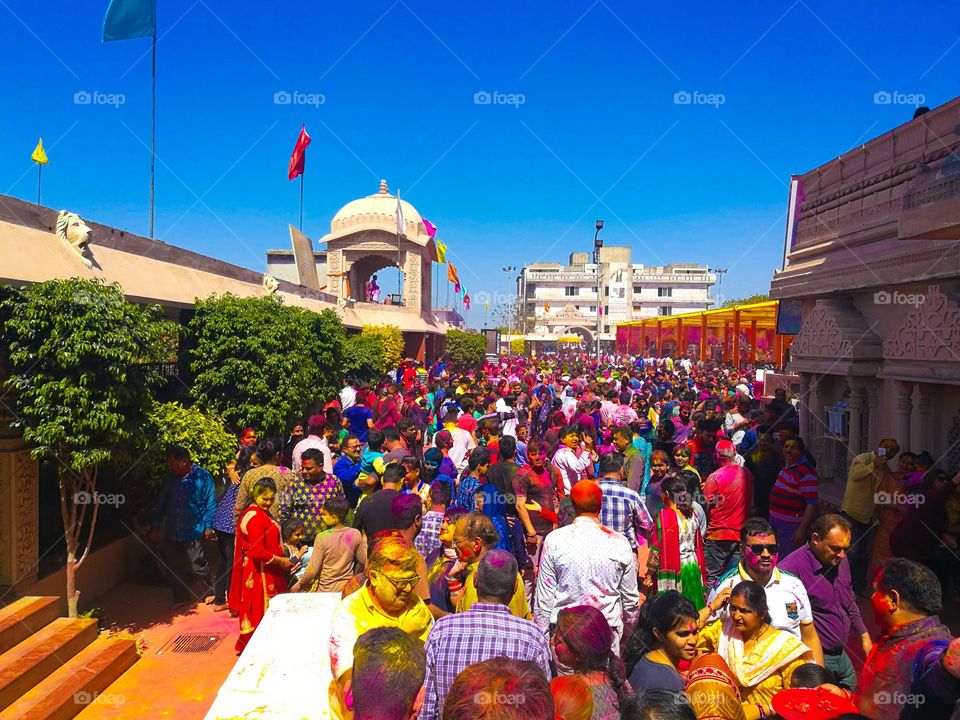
228, 477, 292, 653
551, 605, 630, 720
697, 580, 812, 719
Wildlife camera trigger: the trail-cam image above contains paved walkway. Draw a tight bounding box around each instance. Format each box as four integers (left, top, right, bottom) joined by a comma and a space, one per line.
75, 582, 238, 719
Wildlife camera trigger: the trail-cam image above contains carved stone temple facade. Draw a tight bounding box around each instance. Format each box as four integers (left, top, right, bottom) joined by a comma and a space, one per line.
770, 96, 960, 494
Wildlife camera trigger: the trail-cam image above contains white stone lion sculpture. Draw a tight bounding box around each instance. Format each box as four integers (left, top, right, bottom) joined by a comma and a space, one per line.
262, 273, 279, 294
56, 210, 93, 268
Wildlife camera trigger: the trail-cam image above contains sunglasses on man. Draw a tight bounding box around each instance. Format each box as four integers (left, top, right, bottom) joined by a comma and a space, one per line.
747, 543, 779, 556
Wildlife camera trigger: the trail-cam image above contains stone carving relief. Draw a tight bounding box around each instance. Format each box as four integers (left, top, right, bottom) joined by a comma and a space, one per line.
947, 410, 960, 473
791, 299, 881, 360
552, 305, 587, 322
56, 210, 94, 268
792, 302, 851, 358
883, 286, 960, 362
14, 452, 38, 581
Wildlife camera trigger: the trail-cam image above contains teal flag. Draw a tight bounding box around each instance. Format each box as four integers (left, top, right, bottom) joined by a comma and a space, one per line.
102, 0, 156, 41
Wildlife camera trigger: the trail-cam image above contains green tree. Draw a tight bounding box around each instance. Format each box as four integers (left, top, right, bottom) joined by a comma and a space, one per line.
720, 293, 769, 308
360, 324, 404, 371
445, 329, 488, 368
145, 401, 236, 478
186, 295, 345, 434
1, 279, 167, 616
342, 333, 387, 382
510, 337, 526, 355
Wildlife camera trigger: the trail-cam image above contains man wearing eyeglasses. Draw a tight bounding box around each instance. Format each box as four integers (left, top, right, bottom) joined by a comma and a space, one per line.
780, 513, 870, 689
706, 516, 824, 665
328, 537, 433, 707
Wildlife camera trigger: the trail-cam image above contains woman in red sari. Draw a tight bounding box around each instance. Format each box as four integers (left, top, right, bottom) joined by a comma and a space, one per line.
228, 477, 292, 653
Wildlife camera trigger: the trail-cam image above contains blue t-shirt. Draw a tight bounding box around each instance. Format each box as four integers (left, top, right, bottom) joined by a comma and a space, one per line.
343, 404, 373, 442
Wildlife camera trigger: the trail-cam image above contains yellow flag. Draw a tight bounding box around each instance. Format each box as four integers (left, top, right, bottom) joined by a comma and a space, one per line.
484, 300, 489, 310
31, 137, 49, 165
436, 240, 447, 263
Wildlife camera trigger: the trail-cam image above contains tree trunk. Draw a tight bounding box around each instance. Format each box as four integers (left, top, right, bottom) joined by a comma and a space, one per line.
59, 466, 99, 619
65, 555, 79, 618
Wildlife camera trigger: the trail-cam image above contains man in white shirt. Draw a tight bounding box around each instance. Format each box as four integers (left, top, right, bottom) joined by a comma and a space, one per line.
340, 380, 357, 413
706, 516, 824, 665
292, 415, 334, 474
551, 426, 597, 495
535, 480, 639, 650
438, 411, 475, 474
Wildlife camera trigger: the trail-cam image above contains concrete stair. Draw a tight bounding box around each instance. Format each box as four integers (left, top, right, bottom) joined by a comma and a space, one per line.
0, 598, 139, 720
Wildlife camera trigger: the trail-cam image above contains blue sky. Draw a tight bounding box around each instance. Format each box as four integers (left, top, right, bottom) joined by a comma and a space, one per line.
2, 1, 958, 327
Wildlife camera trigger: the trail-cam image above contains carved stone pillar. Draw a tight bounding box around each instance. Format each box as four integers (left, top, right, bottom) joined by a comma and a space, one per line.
895, 381, 914, 452
798, 372, 812, 440
846, 378, 867, 458
915, 385, 933, 453
327, 249, 344, 302
865, 381, 881, 452
0, 433, 40, 590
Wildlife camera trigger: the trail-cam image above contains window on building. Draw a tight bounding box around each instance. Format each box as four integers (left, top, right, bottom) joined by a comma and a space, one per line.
659, 306, 672, 316
564, 286, 577, 296
604, 287, 609, 297
633, 286, 643, 294
658, 287, 672, 297
589, 306, 596, 313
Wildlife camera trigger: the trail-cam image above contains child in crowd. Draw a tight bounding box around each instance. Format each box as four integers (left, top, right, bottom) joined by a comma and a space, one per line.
281, 519, 308, 588
355, 430, 386, 505
291, 496, 366, 594
416, 479, 452, 558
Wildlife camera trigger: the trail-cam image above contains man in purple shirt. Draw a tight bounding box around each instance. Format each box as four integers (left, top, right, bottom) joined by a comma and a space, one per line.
419, 550, 550, 719
779, 513, 870, 689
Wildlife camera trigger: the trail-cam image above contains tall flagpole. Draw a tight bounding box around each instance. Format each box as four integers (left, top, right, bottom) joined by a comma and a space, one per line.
36, 163, 41, 205
397, 189, 402, 300
299, 174, 304, 231
149, 28, 156, 238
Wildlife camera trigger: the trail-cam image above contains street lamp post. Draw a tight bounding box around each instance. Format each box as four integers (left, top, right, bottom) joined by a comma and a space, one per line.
594, 220, 604, 360
502, 265, 517, 353
711, 267, 728, 306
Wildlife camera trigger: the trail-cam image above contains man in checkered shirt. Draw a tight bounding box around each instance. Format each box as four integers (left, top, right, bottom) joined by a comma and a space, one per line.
419, 550, 550, 719
597, 453, 653, 564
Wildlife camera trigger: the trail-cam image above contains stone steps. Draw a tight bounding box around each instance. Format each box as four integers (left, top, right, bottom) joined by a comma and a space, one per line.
0, 617, 98, 711
0, 636, 139, 720
0, 597, 60, 655
0, 597, 140, 719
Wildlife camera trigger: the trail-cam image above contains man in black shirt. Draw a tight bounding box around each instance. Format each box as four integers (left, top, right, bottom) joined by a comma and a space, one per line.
353, 463, 405, 551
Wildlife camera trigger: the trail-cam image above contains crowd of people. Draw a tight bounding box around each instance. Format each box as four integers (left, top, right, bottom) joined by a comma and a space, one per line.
149, 353, 960, 719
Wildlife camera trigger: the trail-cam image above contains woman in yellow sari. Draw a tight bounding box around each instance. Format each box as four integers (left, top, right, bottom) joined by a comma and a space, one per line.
697, 580, 812, 719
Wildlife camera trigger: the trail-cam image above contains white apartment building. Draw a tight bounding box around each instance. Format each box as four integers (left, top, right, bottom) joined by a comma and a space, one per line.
517, 246, 715, 351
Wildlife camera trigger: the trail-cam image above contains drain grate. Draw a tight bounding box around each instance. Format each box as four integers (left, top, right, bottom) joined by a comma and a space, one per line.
166, 632, 227, 654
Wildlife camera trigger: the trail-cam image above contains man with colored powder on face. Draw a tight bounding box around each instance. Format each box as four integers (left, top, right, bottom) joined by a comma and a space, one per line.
855, 558, 960, 720
707, 516, 824, 665
534, 480, 639, 651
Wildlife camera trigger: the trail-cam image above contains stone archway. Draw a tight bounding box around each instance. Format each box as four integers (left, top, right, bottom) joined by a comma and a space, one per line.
556, 326, 594, 344
350, 253, 404, 303
321, 181, 435, 313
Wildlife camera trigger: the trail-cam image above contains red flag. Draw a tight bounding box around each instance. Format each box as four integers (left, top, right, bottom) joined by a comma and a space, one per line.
464, 294, 471, 311
287, 125, 311, 180
422, 218, 437, 239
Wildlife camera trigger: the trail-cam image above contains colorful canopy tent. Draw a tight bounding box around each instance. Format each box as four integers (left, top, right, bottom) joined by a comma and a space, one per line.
615, 300, 793, 368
